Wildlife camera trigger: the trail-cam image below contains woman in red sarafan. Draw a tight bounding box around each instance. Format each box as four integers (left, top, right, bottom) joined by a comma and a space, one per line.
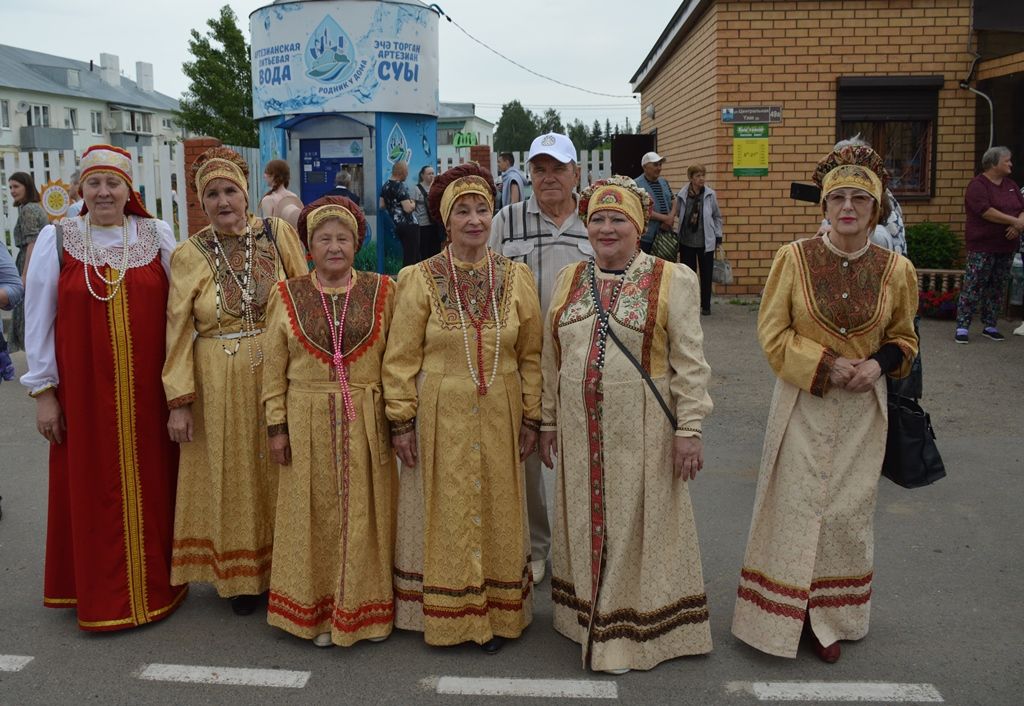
21, 144, 186, 630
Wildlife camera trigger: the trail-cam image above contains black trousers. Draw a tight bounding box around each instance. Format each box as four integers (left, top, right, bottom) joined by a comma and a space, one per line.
680, 245, 714, 311
418, 223, 443, 259
396, 222, 421, 266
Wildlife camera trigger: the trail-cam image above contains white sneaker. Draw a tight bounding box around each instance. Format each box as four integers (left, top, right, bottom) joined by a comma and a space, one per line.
313, 632, 333, 648
531, 559, 546, 584
1013, 322, 1024, 336
368, 635, 388, 643
603, 667, 631, 675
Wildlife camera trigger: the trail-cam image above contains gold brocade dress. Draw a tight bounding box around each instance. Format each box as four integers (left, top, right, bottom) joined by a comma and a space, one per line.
261, 271, 397, 645
383, 249, 542, 645
542, 254, 714, 671
162, 215, 308, 596
731, 236, 918, 658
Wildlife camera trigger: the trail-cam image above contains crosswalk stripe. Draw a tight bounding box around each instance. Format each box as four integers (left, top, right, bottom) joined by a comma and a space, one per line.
0, 655, 34, 672
726, 681, 943, 702
431, 676, 618, 699
137, 663, 310, 689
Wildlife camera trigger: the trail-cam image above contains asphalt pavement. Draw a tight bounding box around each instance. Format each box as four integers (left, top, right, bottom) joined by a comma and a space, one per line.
1, 302, 1021, 705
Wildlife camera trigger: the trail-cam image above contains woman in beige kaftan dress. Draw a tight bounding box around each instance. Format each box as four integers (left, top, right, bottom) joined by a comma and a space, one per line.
164, 147, 307, 613
731, 154, 918, 663
263, 196, 396, 647
384, 164, 542, 654
539, 177, 714, 673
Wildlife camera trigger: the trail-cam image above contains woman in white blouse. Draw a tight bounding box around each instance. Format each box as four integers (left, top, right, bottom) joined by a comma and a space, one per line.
21, 144, 186, 631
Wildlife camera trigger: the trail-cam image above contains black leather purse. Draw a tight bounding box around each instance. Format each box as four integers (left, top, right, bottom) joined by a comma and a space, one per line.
881, 393, 946, 488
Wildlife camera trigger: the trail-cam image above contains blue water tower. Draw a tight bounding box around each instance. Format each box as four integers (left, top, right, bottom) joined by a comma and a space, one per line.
250, 0, 439, 273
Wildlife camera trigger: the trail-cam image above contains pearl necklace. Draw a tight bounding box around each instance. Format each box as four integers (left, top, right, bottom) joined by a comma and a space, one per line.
446, 246, 501, 396
211, 223, 263, 371
82, 215, 131, 302
588, 250, 639, 369
315, 271, 357, 422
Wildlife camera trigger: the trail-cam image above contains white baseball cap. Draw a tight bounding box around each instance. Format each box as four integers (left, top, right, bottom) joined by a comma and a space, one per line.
527, 132, 578, 164
641, 151, 665, 166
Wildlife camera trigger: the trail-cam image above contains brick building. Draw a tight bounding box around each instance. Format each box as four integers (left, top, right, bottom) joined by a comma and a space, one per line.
631, 0, 1024, 294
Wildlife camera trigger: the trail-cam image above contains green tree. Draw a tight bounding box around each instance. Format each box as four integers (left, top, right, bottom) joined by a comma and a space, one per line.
176, 5, 258, 147
494, 100, 539, 151
538, 108, 564, 135
589, 120, 603, 150
566, 118, 589, 155
604, 119, 613, 143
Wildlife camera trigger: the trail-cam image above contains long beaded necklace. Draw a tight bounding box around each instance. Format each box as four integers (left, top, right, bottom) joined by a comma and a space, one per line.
315, 271, 357, 422
588, 250, 639, 369
82, 214, 131, 302
446, 246, 501, 395
211, 223, 263, 371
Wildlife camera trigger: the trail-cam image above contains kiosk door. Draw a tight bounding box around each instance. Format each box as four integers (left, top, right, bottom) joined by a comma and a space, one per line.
299, 138, 365, 204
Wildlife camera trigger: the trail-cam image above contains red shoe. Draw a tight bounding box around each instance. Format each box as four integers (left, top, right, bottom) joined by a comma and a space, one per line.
810, 632, 841, 663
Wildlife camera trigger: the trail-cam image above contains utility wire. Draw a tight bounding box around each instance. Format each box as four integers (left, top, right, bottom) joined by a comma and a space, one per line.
428, 4, 638, 100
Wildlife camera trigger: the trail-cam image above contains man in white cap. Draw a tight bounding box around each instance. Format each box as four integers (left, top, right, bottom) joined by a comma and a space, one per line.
635, 151, 678, 256
489, 131, 591, 585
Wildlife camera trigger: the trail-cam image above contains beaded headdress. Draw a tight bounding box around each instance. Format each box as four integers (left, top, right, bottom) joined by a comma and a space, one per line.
578, 176, 652, 234
77, 144, 152, 218
297, 196, 367, 250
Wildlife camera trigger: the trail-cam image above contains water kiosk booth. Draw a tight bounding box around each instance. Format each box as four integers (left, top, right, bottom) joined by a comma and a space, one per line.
250, 0, 439, 273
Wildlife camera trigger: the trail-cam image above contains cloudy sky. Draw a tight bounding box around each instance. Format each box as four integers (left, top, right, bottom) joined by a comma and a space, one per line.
1, 0, 668, 132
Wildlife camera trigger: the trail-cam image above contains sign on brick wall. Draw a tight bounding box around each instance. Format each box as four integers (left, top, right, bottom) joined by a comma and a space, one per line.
722, 106, 782, 124
733, 124, 769, 177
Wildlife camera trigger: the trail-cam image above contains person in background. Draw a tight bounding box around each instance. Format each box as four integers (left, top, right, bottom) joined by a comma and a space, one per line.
0, 242, 24, 381
8, 172, 47, 351
489, 131, 592, 586
380, 160, 419, 266
413, 165, 441, 258
634, 151, 678, 257
327, 168, 360, 205
164, 146, 308, 616
498, 152, 526, 209
22, 144, 186, 630
65, 170, 84, 219
259, 159, 303, 230
676, 165, 724, 315
955, 146, 1024, 343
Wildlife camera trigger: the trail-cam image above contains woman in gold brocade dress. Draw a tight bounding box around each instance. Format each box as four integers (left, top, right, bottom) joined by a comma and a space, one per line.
383, 163, 542, 655
731, 151, 918, 663
163, 147, 307, 615
538, 177, 714, 674
262, 196, 397, 647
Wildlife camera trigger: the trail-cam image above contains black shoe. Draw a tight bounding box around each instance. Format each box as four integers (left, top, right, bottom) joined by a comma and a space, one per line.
701, 307, 711, 316
481, 637, 506, 655
982, 328, 1005, 341
230, 594, 260, 616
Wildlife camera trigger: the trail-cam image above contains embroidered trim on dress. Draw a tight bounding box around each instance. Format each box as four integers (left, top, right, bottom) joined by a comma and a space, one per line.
267, 423, 288, 436
167, 393, 196, 409
810, 348, 838, 397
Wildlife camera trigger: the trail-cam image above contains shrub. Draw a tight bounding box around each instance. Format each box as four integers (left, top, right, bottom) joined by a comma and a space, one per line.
905, 222, 959, 269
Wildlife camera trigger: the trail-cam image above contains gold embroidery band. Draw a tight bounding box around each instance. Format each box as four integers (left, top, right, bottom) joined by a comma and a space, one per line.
820, 164, 882, 203
106, 270, 150, 626
439, 176, 494, 226
306, 205, 359, 239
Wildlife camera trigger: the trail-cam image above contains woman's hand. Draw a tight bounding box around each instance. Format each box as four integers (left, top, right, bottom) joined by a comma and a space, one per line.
168, 406, 194, 443
539, 430, 558, 468
268, 433, 291, 466
828, 357, 863, 388
35, 389, 65, 445
673, 436, 704, 481
393, 430, 418, 467
519, 426, 538, 462
844, 358, 882, 393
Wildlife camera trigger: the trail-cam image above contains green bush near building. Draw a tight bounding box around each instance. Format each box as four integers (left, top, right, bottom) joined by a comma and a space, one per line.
905, 222, 959, 270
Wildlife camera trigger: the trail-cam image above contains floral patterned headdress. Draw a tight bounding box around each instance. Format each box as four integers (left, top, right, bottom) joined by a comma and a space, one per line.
77, 144, 153, 218
297, 196, 367, 251
578, 176, 652, 234
189, 146, 250, 203
813, 145, 890, 220
429, 163, 496, 227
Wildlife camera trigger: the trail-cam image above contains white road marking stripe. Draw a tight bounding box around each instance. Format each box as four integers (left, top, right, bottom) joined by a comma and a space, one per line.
0, 655, 34, 672
726, 681, 943, 702
138, 664, 310, 689
433, 676, 618, 699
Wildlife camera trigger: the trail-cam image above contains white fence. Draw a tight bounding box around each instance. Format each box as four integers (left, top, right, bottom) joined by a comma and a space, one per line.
1, 144, 260, 258
437, 146, 612, 188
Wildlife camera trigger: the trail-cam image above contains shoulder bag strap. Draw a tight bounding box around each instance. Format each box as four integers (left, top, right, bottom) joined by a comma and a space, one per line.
263, 217, 284, 268
589, 268, 677, 428
55, 221, 65, 271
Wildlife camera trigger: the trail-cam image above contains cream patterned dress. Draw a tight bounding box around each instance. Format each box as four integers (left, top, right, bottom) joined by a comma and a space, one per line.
383, 249, 542, 646
731, 236, 918, 657
542, 253, 714, 671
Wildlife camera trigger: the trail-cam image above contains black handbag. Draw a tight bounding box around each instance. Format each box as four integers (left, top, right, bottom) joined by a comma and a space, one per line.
881, 393, 946, 488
